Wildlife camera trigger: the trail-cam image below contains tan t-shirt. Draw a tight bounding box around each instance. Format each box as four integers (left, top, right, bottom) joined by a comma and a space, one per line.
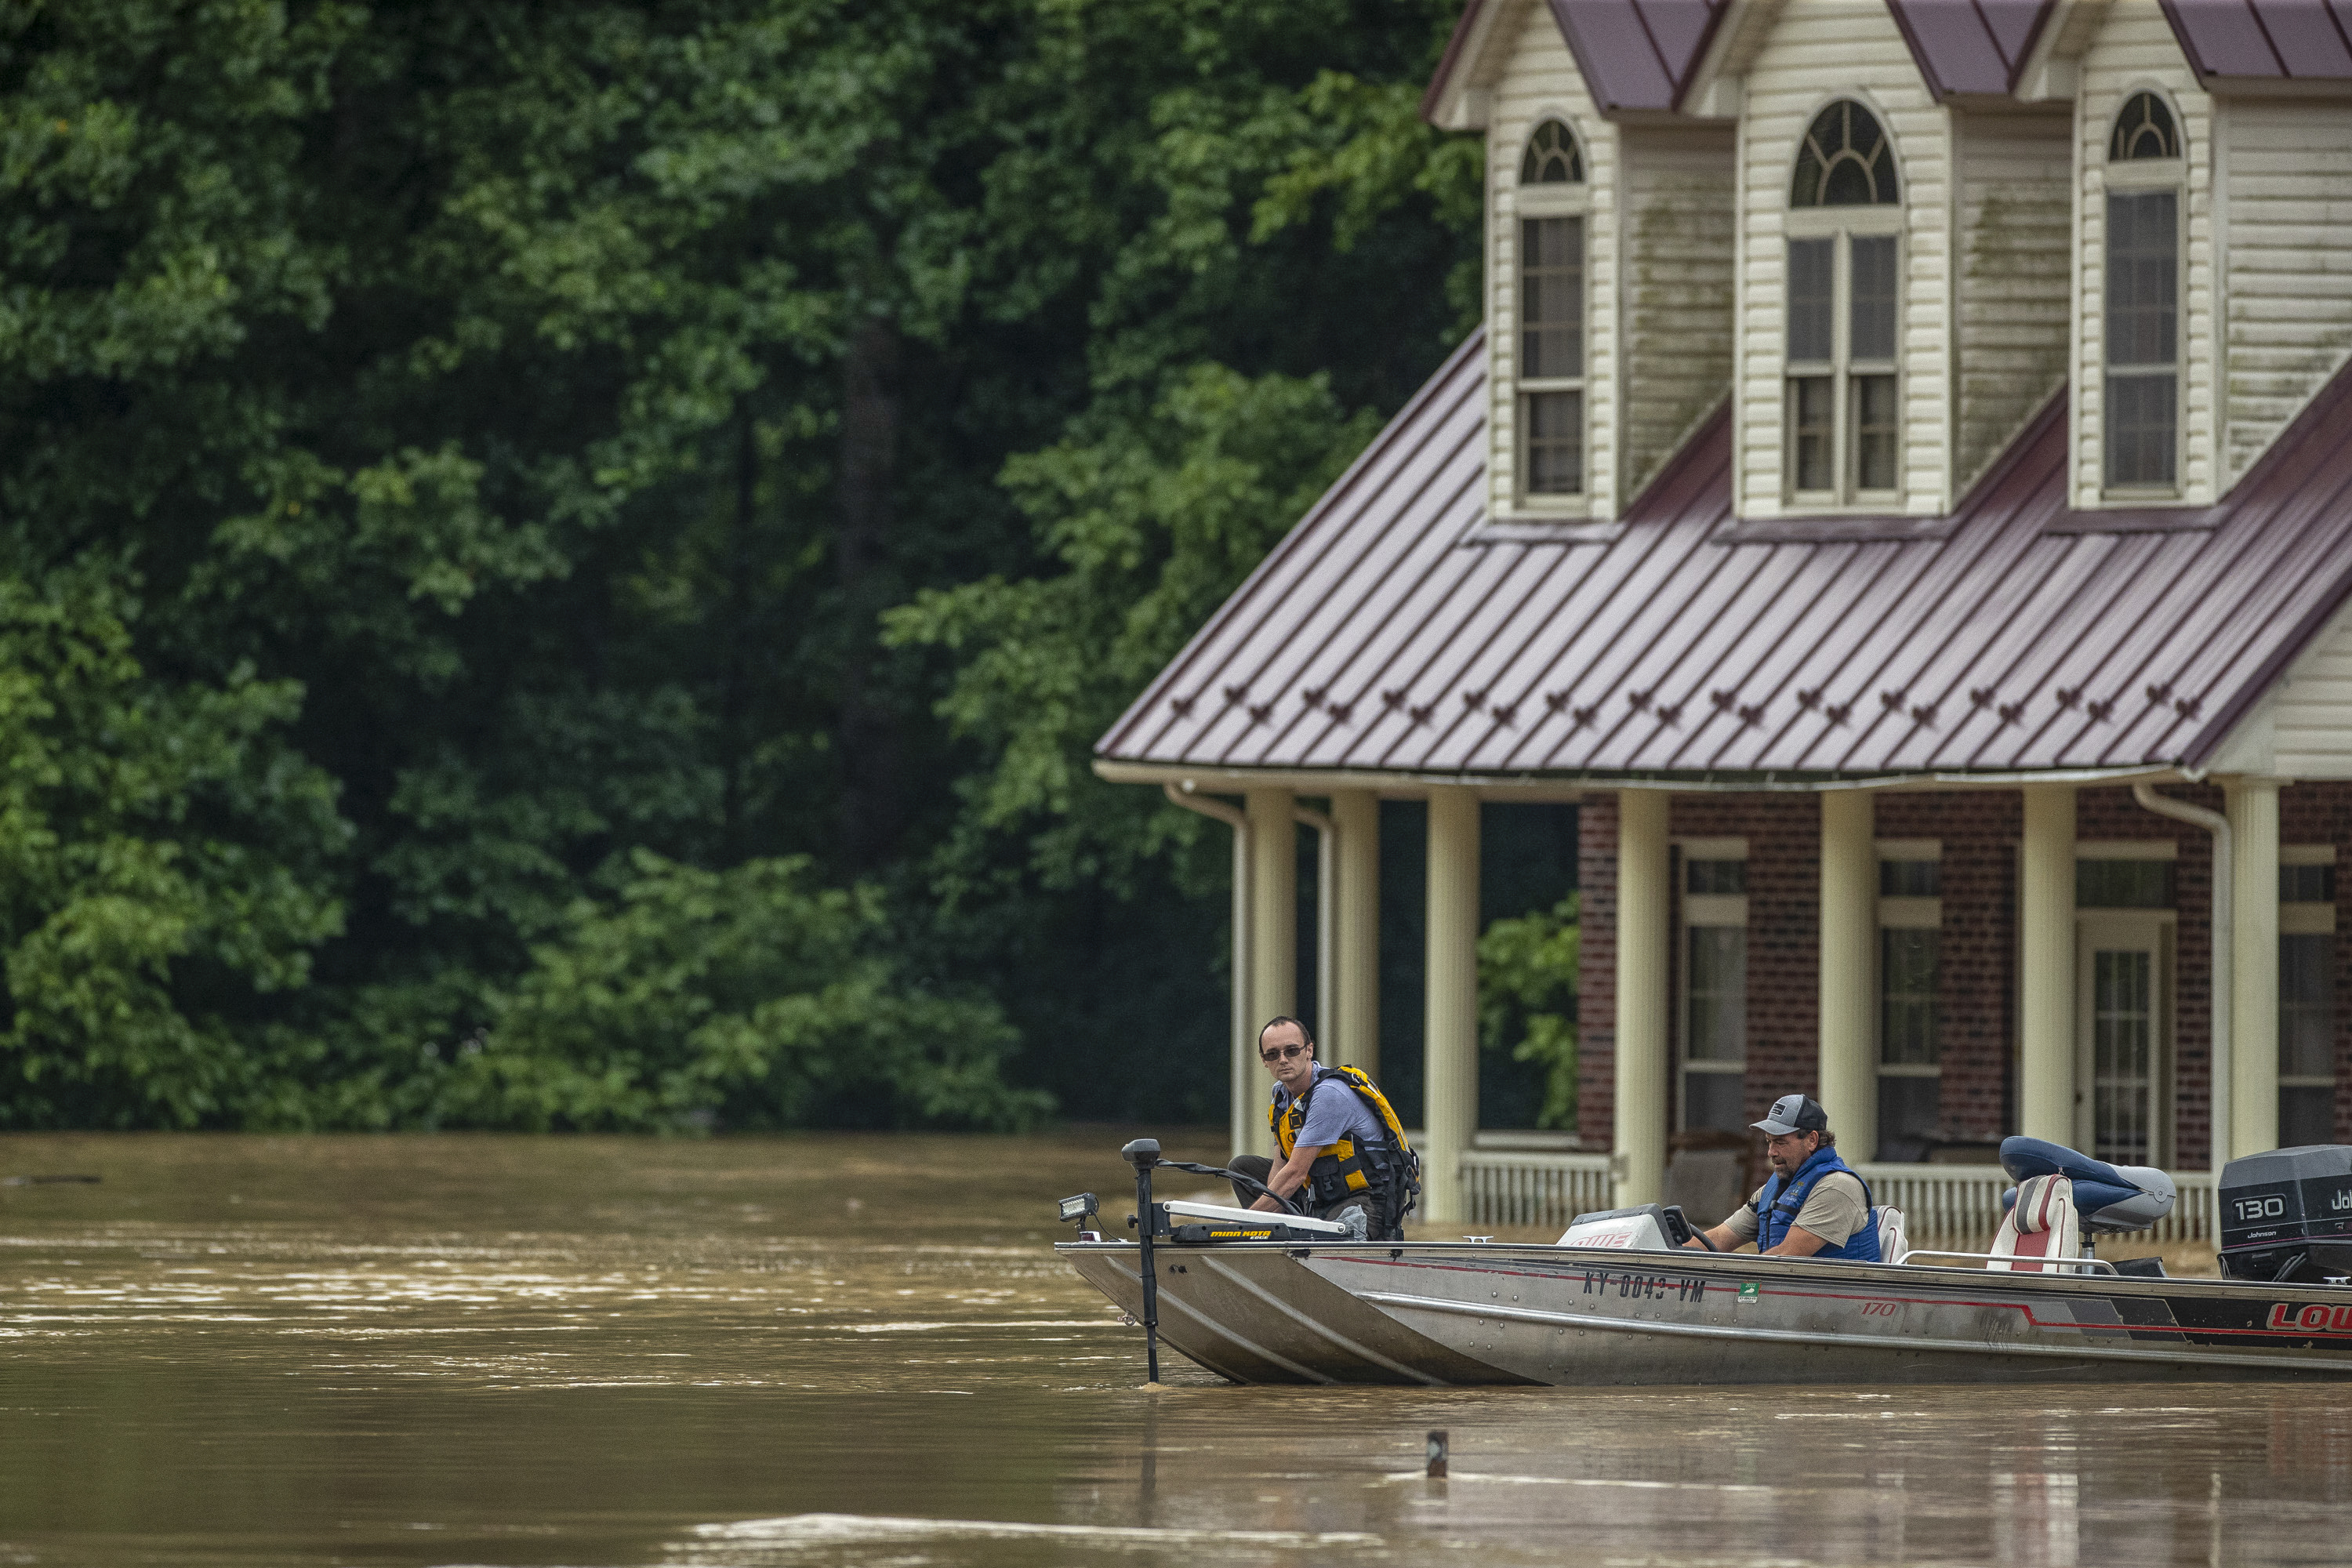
1720, 1171, 1869, 1248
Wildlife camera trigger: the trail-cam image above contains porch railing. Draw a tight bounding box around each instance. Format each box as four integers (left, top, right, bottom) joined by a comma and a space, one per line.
1459, 1150, 2216, 1245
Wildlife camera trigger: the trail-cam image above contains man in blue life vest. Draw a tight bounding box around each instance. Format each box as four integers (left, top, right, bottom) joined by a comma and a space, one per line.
1224, 1016, 1413, 1241
1681, 1094, 1882, 1261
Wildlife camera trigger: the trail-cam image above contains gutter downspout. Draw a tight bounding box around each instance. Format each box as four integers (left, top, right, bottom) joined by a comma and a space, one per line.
2133, 783, 2232, 1171
1166, 782, 1251, 1157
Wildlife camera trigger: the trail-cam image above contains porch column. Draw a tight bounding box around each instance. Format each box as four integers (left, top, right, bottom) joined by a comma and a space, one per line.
1330, 789, 1381, 1080
1613, 789, 1671, 1207
1819, 789, 1878, 1159
2228, 779, 2282, 1162
2019, 783, 2077, 1145
1245, 787, 1295, 1158
1423, 786, 1480, 1224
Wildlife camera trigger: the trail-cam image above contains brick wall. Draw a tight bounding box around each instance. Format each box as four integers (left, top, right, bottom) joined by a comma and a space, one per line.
1571, 781, 2352, 1163
1671, 795, 1821, 1121
1878, 791, 2020, 1143
2281, 782, 2352, 1143
1577, 796, 1618, 1149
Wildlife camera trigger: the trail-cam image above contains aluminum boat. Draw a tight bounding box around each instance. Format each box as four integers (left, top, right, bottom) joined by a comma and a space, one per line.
1057, 1138, 2352, 1385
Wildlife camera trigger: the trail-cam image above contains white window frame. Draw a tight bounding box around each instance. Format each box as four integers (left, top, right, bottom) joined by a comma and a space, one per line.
1678, 837, 1748, 1132
2099, 90, 2186, 501
2281, 845, 2336, 1136
1784, 212, 1904, 509
1510, 118, 1590, 513
1875, 842, 1941, 1157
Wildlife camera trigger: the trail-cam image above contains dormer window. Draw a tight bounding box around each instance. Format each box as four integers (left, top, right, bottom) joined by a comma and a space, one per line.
2103, 92, 2182, 493
1515, 118, 1587, 503
1784, 101, 1902, 506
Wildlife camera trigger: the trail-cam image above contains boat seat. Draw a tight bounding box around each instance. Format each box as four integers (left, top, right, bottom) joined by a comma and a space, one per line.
1987, 1174, 2081, 1273
1876, 1204, 1909, 1263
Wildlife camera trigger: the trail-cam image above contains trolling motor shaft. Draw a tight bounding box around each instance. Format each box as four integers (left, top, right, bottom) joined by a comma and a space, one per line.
1122, 1137, 1163, 1384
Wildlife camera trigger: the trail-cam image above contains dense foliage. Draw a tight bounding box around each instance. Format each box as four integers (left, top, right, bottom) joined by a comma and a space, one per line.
1478, 895, 1580, 1131
0, 0, 1480, 1130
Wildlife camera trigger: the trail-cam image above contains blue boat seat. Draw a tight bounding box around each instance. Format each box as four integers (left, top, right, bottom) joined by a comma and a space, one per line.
1998, 1136, 2176, 1233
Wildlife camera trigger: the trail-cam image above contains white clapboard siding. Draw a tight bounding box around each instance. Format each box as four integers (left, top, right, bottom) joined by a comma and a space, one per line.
1488, 0, 1620, 520
2223, 100, 2352, 484
1736, 3, 1949, 517
2270, 598, 2352, 780
1622, 126, 1737, 500
2073, 8, 2216, 508
1954, 110, 2072, 493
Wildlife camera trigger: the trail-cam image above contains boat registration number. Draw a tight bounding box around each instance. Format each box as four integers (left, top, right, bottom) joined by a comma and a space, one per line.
1577, 1267, 1714, 1303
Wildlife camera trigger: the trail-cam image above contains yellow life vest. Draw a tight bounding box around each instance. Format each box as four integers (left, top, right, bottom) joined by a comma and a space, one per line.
1269, 1065, 1418, 1209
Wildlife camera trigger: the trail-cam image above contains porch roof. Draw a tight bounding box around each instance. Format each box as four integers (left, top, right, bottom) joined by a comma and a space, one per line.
1094, 335, 2352, 785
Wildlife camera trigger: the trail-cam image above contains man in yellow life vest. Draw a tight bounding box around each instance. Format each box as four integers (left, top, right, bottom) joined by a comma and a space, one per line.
1224, 1016, 1417, 1242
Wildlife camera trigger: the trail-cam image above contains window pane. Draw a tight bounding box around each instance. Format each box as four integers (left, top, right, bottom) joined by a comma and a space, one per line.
1686, 927, 1747, 1063
2283, 863, 2337, 904
2282, 1086, 2335, 1149
2109, 93, 2180, 162
2091, 949, 2154, 1163
1683, 1069, 1748, 1134
1879, 858, 1940, 896
1686, 858, 1747, 895
2282, 932, 2334, 1080
1521, 216, 1584, 378
1881, 927, 1940, 1066
2106, 372, 2177, 488
2106, 192, 2176, 367
2076, 858, 2175, 909
1791, 376, 1834, 492
1788, 238, 1833, 362
1878, 1074, 1941, 1160
1849, 236, 1897, 362
1523, 390, 1583, 494
1853, 374, 1899, 492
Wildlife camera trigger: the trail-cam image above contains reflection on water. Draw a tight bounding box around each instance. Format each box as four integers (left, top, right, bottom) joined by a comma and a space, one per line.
1, 1130, 2347, 1566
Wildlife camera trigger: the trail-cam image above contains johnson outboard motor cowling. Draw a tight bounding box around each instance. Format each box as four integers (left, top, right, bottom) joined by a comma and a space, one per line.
1998, 1137, 2176, 1232
2217, 1145, 2352, 1283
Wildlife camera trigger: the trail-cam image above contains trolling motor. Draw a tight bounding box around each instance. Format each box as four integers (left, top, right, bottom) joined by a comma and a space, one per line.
1055, 1140, 1356, 1384
1123, 1138, 1165, 1384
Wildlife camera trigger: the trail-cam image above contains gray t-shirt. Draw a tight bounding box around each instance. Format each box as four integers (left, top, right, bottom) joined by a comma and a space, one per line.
1278, 1073, 1387, 1152
1721, 1171, 1868, 1247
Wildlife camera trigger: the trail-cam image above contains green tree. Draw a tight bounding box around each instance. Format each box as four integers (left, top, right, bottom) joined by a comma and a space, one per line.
0, 0, 1477, 1129
1478, 895, 1580, 1131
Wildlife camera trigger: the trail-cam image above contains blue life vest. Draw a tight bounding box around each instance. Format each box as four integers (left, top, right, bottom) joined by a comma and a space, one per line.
1753, 1146, 1882, 1262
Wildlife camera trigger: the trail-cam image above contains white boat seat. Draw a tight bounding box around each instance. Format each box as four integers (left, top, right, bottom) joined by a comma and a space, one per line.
1987, 1174, 2081, 1272
1876, 1204, 1908, 1263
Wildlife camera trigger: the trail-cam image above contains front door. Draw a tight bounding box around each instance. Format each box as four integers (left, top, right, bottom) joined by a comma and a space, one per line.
2074, 916, 2174, 1167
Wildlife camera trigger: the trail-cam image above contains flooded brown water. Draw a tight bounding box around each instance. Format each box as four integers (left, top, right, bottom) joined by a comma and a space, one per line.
2, 1130, 2347, 1567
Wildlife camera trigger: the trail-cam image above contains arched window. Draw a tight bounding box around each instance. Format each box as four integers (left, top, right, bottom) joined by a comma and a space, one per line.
1791, 100, 1900, 208
1520, 119, 1583, 184
1784, 101, 1902, 503
2103, 93, 2183, 490
1515, 120, 1587, 500
2109, 93, 2180, 161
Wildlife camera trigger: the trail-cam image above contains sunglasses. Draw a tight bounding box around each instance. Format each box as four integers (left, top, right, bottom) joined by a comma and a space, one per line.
1260, 1044, 1309, 1063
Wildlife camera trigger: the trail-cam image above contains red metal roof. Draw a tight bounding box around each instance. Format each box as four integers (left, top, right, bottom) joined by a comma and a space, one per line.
1548, 0, 1730, 113
1095, 333, 2352, 783
1885, 0, 2056, 97
1423, 0, 1728, 122
2161, 0, 2352, 82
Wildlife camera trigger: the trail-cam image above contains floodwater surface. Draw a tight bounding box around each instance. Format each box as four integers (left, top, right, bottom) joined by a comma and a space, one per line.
1, 1131, 2346, 1567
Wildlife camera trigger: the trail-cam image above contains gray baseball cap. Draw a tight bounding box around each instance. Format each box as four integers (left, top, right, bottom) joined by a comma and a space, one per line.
1751, 1094, 1829, 1137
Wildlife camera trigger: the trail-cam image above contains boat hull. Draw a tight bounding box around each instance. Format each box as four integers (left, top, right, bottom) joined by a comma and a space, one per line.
1060, 1240, 2352, 1385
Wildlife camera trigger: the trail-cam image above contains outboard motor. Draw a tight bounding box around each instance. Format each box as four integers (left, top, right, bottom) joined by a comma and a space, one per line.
1999, 1137, 2176, 1232
2217, 1145, 2352, 1283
